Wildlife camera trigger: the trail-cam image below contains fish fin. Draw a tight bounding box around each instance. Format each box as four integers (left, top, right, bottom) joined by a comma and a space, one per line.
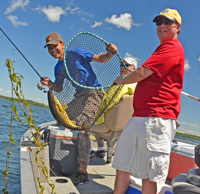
69, 119, 76, 125
61, 104, 68, 110
56, 104, 62, 112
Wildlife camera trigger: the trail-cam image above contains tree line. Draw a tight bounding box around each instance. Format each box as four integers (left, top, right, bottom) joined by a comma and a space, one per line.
0, 95, 49, 108
176, 131, 200, 140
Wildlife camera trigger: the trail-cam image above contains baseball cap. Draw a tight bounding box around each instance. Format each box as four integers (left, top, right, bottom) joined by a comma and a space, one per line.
123, 57, 137, 68
153, 8, 182, 25
44, 32, 63, 48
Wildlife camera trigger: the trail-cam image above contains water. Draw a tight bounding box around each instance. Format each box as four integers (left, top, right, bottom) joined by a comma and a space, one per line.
0, 98, 54, 194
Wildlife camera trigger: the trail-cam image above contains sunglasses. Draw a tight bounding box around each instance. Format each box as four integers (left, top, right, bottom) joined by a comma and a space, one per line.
120, 64, 132, 68
155, 19, 175, 26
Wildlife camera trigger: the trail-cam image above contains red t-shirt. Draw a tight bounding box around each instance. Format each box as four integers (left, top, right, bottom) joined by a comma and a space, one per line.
132, 39, 185, 120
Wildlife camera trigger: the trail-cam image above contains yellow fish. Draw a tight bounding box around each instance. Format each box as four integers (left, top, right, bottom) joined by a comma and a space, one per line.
48, 91, 89, 131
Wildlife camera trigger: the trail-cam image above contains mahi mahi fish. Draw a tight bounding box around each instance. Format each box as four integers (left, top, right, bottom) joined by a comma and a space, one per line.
48, 91, 89, 131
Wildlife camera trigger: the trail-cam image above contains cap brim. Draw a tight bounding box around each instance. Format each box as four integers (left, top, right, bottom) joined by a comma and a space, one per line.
119, 58, 136, 68
123, 59, 133, 65
153, 15, 176, 22
44, 40, 60, 48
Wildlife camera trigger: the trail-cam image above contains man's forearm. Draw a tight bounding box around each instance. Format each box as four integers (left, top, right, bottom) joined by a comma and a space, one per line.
92, 52, 115, 63
114, 66, 154, 85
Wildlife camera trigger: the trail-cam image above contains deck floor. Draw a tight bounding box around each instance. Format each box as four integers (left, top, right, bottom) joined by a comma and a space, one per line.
22, 135, 171, 194
76, 139, 172, 194
76, 154, 115, 194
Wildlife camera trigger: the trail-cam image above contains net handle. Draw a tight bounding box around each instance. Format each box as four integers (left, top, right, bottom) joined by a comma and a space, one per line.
63, 32, 129, 89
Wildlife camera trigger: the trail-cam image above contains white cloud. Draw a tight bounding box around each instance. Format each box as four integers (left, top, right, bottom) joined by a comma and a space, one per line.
65, 6, 94, 18
66, 7, 79, 14
184, 60, 191, 71
4, 91, 11, 94
198, 56, 200, 62
7, 15, 27, 27
40, 5, 67, 23
66, 0, 74, 7
182, 121, 200, 128
186, 129, 196, 133
81, 17, 86, 21
34, 5, 93, 23
90, 21, 102, 28
178, 128, 199, 136
35, 98, 41, 101
181, 129, 200, 136
4, 0, 30, 14
105, 13, 141, 31
125, 52, 134, 58
124, 52, 139, 63
0, 88, 11, 94
81, 17, 90, 23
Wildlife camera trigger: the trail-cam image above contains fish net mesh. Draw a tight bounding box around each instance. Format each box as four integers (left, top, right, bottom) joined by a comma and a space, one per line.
48, 32, 124, 131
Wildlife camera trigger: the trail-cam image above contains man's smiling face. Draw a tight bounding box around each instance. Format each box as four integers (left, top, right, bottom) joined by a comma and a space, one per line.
156, 16, 181, 44
47, 41, 65, 61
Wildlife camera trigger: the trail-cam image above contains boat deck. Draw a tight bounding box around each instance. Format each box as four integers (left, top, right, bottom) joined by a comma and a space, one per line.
20, 123, 172, 194
77, 153, 115, 194
21, 133, 116, 194
77, 139, 172, 194
51, 140, 171, 194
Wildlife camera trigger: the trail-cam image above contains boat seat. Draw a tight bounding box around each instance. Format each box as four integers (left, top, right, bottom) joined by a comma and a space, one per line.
91, 94, 133, 163
171, 168, 200, 194
187, 168, 200, 186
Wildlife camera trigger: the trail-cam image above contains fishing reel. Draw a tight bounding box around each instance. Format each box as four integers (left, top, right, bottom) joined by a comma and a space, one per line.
37, 83, 48, 93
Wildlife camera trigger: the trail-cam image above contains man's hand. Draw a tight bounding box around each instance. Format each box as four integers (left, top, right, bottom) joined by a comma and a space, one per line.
106, 43, 117, 55
40, 77, 54, 88
113, 76, 124, 85
92, 43, 118, 63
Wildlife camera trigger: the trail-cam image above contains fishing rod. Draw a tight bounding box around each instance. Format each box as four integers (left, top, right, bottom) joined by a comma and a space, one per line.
181, 91, 200, 102
0, 28, 42, 79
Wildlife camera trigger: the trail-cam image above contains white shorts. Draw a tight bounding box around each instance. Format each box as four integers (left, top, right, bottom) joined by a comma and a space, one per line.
112, 117, 176, 184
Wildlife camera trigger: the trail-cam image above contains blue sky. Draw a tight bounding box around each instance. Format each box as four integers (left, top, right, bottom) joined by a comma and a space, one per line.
1, 0, 200, 136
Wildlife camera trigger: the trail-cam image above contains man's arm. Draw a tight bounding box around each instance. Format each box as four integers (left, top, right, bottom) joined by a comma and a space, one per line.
92, 43, 117, 63
113, 66, 153, 85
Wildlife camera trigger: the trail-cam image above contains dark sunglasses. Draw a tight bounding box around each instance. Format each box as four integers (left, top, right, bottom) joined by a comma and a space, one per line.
120, 64, 131, 68
155, 19, 174, 26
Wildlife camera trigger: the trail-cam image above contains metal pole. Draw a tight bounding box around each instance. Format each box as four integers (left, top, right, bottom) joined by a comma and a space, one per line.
181, 91, 200, 102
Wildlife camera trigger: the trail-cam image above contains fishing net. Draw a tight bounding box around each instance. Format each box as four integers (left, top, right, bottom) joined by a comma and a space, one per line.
48, 32, 129, 131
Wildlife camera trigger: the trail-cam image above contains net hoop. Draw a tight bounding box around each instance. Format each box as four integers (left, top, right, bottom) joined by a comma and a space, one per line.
63, 32, 131, 90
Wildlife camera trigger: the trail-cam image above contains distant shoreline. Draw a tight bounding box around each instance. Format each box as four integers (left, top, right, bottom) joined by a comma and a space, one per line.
176, 131, 200, 140
1, 94, 199, 140
0, 95, 49, 108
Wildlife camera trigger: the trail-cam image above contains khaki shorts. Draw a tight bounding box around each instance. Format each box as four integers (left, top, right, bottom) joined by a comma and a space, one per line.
112, 117, 176, 184
66, 89, 104, 126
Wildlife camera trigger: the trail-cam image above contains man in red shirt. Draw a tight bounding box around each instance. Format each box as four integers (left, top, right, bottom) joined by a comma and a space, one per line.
112, 8, 185, 194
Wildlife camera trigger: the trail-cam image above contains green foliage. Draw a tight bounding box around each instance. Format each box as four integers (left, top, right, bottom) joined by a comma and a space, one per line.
176, 132, 200, 140
2, 59, 56, 194
2, 189, 8, 194
8, 135, 17, 146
